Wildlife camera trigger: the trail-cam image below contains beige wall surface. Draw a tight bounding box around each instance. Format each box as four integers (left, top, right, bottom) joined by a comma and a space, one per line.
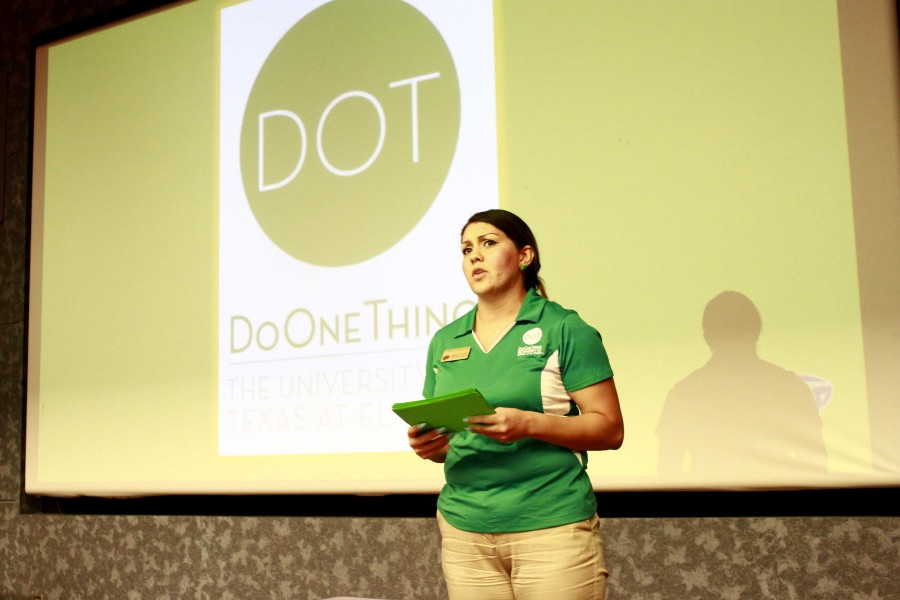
2, 1, 898, 598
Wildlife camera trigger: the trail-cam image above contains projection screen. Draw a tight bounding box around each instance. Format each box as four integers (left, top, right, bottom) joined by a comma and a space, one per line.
26, 0, 900, 496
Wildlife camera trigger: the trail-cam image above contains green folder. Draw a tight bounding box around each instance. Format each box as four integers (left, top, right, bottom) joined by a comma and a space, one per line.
392, 388, 495, 433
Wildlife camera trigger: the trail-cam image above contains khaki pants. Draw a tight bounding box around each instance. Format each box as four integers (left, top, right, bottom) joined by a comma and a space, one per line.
437, 512, 609, 600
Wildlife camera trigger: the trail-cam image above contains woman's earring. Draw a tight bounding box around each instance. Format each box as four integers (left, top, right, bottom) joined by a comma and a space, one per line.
519, 264, 527, 271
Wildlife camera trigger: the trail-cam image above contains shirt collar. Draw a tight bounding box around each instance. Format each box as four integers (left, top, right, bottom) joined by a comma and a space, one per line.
453, 288, 545, 338
516, 287, 546, 323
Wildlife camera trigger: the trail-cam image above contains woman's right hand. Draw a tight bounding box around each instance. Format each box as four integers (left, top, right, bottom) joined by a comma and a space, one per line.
408, 424, 450, 463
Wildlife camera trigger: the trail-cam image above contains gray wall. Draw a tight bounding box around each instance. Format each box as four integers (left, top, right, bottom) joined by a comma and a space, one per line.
1, 1, 898, 598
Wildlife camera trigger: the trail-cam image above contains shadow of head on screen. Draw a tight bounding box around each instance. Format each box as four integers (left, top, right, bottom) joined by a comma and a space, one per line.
656, 291, 828, 481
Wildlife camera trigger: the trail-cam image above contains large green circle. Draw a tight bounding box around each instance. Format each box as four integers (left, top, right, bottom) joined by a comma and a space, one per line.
240, 0, 460, 266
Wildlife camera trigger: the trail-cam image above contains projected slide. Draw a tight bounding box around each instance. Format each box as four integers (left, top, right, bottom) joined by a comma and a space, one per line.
25, 0, 900, 496
217, 0, 497, 455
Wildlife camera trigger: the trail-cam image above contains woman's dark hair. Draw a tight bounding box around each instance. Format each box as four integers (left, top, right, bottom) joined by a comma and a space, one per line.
462, 209, 548, 298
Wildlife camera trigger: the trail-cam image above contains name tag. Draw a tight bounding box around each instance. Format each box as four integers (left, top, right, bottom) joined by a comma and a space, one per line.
441, 347, 471, 362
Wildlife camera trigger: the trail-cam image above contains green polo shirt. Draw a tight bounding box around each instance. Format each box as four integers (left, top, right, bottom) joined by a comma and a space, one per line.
423, 288, 614, 533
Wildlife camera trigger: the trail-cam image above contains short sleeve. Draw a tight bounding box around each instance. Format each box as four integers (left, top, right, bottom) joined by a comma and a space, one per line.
421, 335, 438, 398
558, 313, 614, 392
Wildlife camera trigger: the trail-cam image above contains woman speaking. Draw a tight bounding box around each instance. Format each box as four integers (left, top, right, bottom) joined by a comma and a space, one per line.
408, 209, 624, 600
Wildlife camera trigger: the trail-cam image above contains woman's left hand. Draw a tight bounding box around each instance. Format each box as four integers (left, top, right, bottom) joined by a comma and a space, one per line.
463, 378, 624, 451
464, 407, 533, 444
